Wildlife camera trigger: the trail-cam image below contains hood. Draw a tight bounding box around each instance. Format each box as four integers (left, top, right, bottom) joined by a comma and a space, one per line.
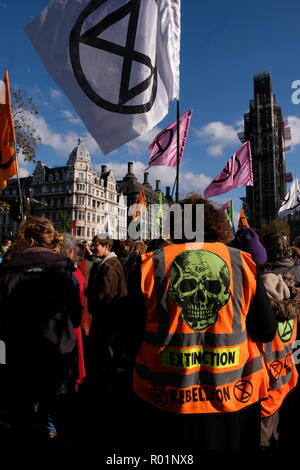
0, 247, 74, 273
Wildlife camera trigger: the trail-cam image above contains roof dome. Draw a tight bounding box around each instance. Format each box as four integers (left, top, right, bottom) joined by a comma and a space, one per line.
67, 139, 91, 166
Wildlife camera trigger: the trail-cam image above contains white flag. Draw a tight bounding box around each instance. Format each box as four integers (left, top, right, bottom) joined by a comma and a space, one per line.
278, 178, 300, 217
24, 0, 180, 154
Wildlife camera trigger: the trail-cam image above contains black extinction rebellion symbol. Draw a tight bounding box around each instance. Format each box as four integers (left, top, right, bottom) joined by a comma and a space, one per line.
0, 146, 15, 170
151, 386, 168, 407
278, 319, 294, 343
212, 157, 241, 184
69, 0, 157, 114
270, 361, 282, 381
233, 379, 253, 403
149, 129, 174, 164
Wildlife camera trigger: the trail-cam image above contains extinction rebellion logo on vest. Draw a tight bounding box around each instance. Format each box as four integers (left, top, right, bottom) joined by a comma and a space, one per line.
278, 319, 294, 343
150, 379, 253, 408
69, 0, 158, 114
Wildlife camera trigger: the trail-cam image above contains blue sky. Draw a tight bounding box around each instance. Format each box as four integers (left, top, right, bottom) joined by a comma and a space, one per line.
1, 0, 300, 225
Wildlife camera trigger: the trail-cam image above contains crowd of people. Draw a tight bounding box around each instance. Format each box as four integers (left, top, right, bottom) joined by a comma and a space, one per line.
0, 193, 299, 459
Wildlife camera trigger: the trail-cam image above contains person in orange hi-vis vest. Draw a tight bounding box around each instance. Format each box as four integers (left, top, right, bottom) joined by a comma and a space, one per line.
259, 232, 300, 449
127, 193, 277, 453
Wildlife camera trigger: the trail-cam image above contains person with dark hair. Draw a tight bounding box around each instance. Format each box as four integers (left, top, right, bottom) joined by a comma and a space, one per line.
146, 237, 172, 253
86, 234, 127, 384
130, 193, 276, 453
0, 217, 82, 448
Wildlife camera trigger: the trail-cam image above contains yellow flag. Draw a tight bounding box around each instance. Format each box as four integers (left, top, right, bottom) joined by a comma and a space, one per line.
0, 70, 17, 190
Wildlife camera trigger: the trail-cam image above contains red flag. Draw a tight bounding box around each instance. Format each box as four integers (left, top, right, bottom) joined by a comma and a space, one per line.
146, 110, 192, 170
204, 141, 253, 198
0, 70, 17, 190
71, 220, 77, 236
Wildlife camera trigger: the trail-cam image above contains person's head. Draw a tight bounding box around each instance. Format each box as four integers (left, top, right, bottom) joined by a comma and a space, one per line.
261, 232, 290, 262
3, 239, 11, 248
293, 236, 300, 249
230, 227, 267, 265
15, 216, 63, 254
129, 241, 147, 258
61, 233, 79, 261
91, 234, 113, 258
173, 192, 233, 244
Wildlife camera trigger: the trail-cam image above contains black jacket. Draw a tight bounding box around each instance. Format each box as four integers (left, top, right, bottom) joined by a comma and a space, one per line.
0, 247, 82, 399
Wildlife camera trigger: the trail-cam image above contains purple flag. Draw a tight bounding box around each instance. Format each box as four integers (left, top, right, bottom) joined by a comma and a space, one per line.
146, 109, 192, 170
204, 141, 253, 198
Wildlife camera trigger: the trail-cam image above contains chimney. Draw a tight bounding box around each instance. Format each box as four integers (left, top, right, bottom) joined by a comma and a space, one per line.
127, 161, 134, 175
156, 180, 161, 191
166, 186, 171, 197
101, 164, 107, 173
144, 172, 149, 184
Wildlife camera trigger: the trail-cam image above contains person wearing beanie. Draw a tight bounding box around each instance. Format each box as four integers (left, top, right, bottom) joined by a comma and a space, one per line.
230, 227, 267, 265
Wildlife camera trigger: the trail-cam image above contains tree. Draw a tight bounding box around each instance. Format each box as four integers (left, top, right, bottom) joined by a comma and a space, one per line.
12, 89, 42, 162
259, 219, 291, 243
0, 90, 41, 211
56, 211, 72, 233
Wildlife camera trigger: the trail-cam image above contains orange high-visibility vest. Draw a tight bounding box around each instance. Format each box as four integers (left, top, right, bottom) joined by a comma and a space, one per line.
133, 242, 269, 414
260, 318, 298, 417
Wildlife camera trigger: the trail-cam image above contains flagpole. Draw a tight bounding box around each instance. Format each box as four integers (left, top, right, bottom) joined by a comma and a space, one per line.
14, 143, 24, 221
175, 99, 180, 203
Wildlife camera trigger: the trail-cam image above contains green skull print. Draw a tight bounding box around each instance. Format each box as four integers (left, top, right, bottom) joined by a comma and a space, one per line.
169, 250, 230, 331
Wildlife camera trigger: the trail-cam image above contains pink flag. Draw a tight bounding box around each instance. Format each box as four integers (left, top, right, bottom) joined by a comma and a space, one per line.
146, 109, 192, 170
204, 141, 253, 199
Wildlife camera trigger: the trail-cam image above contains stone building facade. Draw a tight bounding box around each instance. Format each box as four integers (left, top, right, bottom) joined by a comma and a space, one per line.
0, 140, 172, 241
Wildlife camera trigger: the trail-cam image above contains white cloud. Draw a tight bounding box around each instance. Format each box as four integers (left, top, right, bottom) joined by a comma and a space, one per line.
125, 126, 161, 155
60, 109, 82, 126
49, 88, 63, 101
287, 115, 300, 146
195, 121, 240, 156
21, 110, 100, 157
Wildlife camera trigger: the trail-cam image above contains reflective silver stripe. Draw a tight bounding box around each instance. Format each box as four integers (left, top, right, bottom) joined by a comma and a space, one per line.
144, 330, 247, 347
264, 343, 294, 362
269, 369, 293, 390
264, 342, 273, 356
153, 248, 169, 339
227, 247, 243, 333
135, 356, 263, 388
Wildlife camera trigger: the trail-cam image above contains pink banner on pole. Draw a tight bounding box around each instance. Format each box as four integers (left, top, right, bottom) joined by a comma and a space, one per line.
146, 109, 192, 170
204, 141, 253, 198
